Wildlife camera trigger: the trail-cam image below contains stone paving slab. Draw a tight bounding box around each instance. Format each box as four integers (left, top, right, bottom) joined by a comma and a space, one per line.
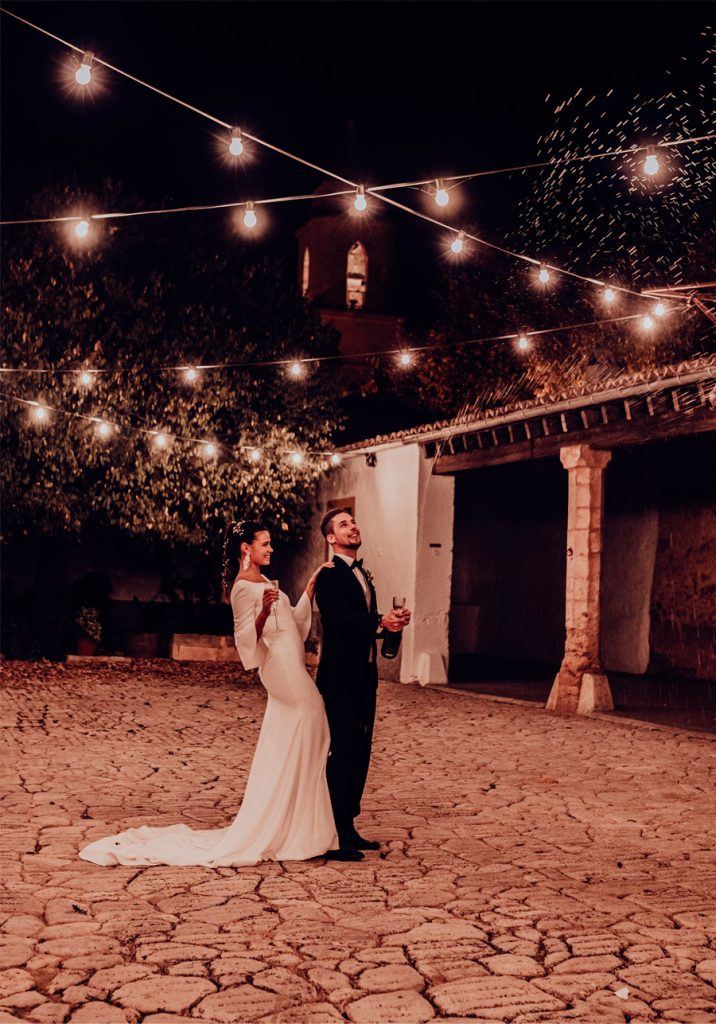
1, 660, 715, 1023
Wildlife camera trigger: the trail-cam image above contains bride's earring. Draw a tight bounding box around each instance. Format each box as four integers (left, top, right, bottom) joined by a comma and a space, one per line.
241, 549, 250, 572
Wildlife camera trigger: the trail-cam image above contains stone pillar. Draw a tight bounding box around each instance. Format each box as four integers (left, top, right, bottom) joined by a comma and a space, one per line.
546, 445, 614, 715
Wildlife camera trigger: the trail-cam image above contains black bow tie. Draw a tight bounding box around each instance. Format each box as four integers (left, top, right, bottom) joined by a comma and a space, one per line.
350, 558, 364, 570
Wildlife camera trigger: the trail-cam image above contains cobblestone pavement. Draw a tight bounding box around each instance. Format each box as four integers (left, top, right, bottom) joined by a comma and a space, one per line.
1, 661, 716, 1024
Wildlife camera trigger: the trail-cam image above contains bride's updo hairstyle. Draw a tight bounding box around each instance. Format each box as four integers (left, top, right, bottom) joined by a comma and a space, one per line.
221, 518, 270, 600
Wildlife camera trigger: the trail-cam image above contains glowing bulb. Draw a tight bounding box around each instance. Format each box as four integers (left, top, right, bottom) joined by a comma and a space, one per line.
153, 432, 168, 449
643, 146, 660, 176
203, 442, 217, 457
290, 452, 303, 466
354, 187, 367, 212
603, 287, 616, 304
229, 129, 244, 157
289, 361, 303, 377
184, 367, 199, 383
642, 315, 654, 331
33, 404, 48, 422
243, 202, 257, 229
399, 351, 412, 367
435, 181, 449, 207
75, 219, 90, 238
654, 301, 666, 318
330, 453, 341, 466
249, 448, 261, 463
538, 263, 550, 284
451, 231, 465, 255
517, 334, 529, 351
74, 53, 93, 86
96, 421, 112, 438
79, 370, 93, 386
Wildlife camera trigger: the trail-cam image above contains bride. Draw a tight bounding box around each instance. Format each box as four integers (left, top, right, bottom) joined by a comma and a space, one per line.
78, 518, 340, 867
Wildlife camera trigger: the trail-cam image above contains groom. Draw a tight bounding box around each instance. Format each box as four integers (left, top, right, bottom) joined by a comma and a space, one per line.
315, 508, 410, 861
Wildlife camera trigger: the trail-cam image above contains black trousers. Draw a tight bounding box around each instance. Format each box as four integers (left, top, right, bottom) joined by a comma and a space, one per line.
322, 663, 378, 843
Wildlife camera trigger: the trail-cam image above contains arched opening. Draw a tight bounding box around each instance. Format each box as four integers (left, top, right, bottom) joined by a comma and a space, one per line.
346, 241, 368, 309
301, 247, 310, 296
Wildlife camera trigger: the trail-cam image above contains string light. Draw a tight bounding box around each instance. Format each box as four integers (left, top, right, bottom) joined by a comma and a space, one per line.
202, 442, 218, 457
399, 351, 412, 367
32, 403, 48, 422
183, 367, 199, 384
229, 128, 244, 157
450, 231, 465, 255
516, 333, 530, 351
353, 186, 367, 212
153, 432, 168, 449
74, 51, 93, 86
603, 287, 616, 305
79, 370, 94, 386
643, 146, 660, 177
538, 263, 551, 285
434, 181, 449, 207
243, 202, 257, 229
75, 219, 90, 238
249, 447, 261, 463
95, 420, 113, 438
290, 451, 303, 466
289, 361, 303, 378
642, 314, 655, 331
330, 453, 341, 466
654, 301, 666, 318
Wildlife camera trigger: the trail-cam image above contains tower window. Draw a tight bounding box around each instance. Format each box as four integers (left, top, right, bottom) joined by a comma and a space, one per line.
302, 247, 310, 296
346, 241, 368, 309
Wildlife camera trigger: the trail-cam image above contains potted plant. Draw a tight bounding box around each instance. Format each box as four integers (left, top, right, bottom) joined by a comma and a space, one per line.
75, 607, 102, 656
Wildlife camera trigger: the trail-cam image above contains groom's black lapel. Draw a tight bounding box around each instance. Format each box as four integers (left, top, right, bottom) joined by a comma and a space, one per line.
332, 554, 373, 611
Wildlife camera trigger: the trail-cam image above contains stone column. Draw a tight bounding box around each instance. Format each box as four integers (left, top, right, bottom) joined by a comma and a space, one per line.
546, 445, 614, 715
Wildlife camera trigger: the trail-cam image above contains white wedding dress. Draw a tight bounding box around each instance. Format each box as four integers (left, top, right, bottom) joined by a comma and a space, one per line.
78, 579, 338, 867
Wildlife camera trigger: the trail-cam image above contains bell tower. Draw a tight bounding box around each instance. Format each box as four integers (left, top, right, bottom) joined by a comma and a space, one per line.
296, 182, 401, 357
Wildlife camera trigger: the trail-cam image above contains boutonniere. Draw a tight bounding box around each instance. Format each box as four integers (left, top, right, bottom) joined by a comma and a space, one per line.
362, 566, 375, 587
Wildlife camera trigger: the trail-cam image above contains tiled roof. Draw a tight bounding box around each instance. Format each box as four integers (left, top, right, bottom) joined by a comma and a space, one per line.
340, 354, 716, 452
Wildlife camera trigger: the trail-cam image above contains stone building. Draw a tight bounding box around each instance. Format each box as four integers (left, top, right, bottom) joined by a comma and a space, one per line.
283, 356, 716, 714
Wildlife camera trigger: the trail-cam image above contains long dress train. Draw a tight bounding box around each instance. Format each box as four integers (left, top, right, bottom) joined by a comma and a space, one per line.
78, 580, 338, 867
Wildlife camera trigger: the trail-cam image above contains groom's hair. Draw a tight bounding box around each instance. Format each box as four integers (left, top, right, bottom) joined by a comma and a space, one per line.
320, 507, 350, 538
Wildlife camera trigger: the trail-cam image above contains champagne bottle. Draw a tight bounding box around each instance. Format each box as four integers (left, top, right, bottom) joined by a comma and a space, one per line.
381, 596, 406, 660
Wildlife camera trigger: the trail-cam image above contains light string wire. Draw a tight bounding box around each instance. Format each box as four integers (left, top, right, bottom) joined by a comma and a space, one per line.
2, 6, 712, 302
0, 312, 653, 375
0, 390, 342, 460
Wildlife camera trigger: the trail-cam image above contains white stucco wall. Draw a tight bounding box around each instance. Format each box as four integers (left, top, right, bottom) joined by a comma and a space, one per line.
281, 443, 454, 683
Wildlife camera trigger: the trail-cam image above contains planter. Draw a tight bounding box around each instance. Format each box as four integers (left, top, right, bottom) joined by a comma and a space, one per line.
77, 636, 99, 656
125, 631, 161, 658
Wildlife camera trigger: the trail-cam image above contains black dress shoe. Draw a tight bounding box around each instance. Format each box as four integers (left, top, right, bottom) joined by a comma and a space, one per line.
324, 847, 364, 861
347, 833, 381, 851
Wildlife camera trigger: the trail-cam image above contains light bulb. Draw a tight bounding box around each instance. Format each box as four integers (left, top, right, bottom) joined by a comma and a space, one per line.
243, 202, 257, 229
517, 334, 529, 351
538, 263, 550, 284
354, 187, 367, 212
153, 432, 168, 448
33, 404, 48, 422
75, 219, 90, 238
643, 146, 660, 176
451, 231, 465, 255
290, 452, 303, 466
642, 315, 654, 331
654, 301, 666, 318
435, 181, 449, 207
79, 370, 93, 386
289, 361, 303, 377
203, 442, 217, 457
399, 351, 412, 366
96, 421, 112, 438
184, 367, 199, 383
603, 287, 616, 304
74, 53, 93, 86
249, 448, 261, 463
229, 129, 244, 157
330, 453, 341, 466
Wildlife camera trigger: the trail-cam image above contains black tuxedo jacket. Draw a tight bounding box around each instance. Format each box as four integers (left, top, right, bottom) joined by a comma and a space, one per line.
315, 555, 383, 697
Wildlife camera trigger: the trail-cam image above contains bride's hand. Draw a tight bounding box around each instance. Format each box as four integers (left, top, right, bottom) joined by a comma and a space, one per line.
261, 588, 279, 615
306, 561, 334, 600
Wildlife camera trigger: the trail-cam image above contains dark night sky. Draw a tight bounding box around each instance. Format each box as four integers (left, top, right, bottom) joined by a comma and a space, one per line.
2, 2, 710, 214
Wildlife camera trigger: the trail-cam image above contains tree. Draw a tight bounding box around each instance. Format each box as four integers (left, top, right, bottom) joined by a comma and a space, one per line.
1, 183, 343, 553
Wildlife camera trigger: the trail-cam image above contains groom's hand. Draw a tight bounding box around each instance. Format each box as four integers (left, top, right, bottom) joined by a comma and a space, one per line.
380, 611, 405, 633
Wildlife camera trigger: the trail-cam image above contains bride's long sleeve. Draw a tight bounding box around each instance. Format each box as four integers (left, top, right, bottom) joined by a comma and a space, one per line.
291, 591, 313, 643
231, 582, 267, 670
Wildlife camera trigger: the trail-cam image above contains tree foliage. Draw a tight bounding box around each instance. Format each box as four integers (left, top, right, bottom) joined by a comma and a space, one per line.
1, 184, 343, 551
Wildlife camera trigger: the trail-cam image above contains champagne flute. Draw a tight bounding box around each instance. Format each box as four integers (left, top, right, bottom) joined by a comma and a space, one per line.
265, 579, 280, 629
